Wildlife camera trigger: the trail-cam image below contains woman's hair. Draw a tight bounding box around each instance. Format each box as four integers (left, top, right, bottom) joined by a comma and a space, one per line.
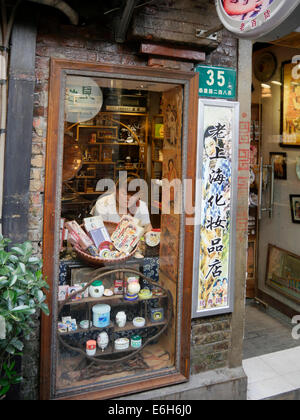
116, 176, 141, 195
168, 159, 174, 170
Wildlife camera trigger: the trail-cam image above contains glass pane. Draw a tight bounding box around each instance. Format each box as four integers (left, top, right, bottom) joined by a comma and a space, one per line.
251, 44, 300, 309
56, 75, 183, 395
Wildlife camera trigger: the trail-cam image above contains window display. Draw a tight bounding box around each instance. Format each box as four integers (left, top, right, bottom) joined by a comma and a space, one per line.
42, 70, 194, 399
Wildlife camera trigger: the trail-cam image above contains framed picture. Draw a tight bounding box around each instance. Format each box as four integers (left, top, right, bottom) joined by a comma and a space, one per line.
266, 244, 300, 304
281, 61, 300, 148
270, 152, 287, 180
102, 146, 113, 162
192, 99, 239, 318
290, 195, 300, 224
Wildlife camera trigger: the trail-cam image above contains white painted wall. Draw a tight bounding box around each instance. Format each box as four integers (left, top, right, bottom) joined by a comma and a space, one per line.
253, 45, 300, 312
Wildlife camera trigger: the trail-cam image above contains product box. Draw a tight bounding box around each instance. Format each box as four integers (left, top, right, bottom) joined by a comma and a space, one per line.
111, 215, 139, 243
68, 285, 83, 301
74, 283, 89, 299
113, 222, 144, 254
65, 220, 94, 251
84, 216, 111, 248
58, 285, 69, 302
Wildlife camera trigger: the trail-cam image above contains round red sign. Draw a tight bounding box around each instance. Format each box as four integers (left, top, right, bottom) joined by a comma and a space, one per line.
216, 0, 300, 40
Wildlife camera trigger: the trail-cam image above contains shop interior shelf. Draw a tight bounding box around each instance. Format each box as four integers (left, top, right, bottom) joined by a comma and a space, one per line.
58, 319, 167, 336
63, 293, 166, 306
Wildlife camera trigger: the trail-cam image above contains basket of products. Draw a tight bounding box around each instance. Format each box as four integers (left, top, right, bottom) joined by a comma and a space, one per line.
65, 215, 145, 266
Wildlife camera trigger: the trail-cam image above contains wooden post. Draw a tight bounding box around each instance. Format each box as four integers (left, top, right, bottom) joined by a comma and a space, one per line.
2, 17, 37, 243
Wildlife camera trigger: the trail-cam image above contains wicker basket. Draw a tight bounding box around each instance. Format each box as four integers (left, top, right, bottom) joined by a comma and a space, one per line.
73, 244, 137, 266
73, 221, 137, 266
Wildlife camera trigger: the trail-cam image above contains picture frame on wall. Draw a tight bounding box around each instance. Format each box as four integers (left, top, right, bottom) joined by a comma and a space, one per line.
192, 99, 239, 318
269, 152, 287, 180
280, 61, 300, 148
266, 244, 300, 304
290, 194, 300, 224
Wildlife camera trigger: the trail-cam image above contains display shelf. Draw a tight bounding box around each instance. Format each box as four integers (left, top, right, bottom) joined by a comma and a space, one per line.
58, 319, 167, 336
63, 293, 166, 306
63, 111, 149, 195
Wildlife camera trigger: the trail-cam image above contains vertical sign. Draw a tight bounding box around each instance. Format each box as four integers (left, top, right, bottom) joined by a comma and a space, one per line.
196, 65, 236, 99
192, 99, 239, 317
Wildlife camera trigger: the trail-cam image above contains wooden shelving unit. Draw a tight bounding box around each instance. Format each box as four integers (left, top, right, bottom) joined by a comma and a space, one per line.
65, 111, 149, 195
151, 114, 164, 180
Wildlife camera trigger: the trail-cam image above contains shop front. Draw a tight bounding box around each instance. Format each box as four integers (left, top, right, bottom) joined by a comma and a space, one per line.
40, 60, 199, 400
2, 0, 251, 401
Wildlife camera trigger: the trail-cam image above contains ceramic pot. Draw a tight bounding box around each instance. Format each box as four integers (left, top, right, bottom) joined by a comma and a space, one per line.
97, 331, 109, 352
89, 280, 104, 298
116, 311, 126, 328
127, 277, 141, 295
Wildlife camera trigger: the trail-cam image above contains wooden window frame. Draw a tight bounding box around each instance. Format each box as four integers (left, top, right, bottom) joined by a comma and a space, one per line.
40, 58, 199, 400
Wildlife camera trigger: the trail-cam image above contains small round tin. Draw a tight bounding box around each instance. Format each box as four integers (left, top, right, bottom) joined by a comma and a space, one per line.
131, 335, 142, 348
114, 337, 129, 351
133, 317, 145, 327
79, 320, 91, 329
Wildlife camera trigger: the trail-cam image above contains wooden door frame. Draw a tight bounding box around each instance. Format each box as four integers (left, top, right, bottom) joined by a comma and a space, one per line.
40, 58, 199, 400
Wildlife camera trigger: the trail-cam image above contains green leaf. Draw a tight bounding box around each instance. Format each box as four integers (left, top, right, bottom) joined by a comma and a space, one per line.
0, 378, 9, 386
5, 344, 15, 355
18, 262, 26, 274
10, 338, 24, 352
11, 305, 30, 312
34, 290, 44, 303
0, 250, 9, 266
8, 254, 19, 263
10, 247, 24, 257
39, 302, 50, 316
0, 384, 10, 396
3, 290, 16, 303
9, 274, 18, 287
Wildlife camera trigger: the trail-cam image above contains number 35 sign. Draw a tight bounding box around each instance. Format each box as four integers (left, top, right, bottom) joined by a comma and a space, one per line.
195, 65, 236, 100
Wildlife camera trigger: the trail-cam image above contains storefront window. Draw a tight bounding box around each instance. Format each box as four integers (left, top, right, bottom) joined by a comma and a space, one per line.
248, 43, 300, 310
55, 74, 185, 396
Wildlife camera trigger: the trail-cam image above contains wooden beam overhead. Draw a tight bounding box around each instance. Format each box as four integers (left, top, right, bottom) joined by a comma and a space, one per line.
140, 43, 206, 62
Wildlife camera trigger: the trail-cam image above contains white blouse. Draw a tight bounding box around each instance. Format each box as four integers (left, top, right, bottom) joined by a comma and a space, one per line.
91, 193, 151, 227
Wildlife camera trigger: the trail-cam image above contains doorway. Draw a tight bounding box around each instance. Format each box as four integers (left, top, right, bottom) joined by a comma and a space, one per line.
243, 31, 300, 399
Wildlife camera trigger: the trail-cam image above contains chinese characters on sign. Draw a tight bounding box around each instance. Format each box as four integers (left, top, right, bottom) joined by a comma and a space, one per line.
196, 65, 237, 100
193, 100, 239, 316
65, 76, 103, 123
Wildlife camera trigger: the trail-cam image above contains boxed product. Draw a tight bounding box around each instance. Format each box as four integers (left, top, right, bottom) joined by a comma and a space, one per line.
111, 215, 140, 243
83, 215, 111, 248
68, 285, 83, 301
58, 285, 69, 302
113, 220, 144, 254
65, 220, 94, 251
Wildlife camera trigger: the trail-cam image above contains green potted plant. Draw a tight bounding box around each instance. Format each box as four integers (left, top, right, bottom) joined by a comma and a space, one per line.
0, 237, 49, 399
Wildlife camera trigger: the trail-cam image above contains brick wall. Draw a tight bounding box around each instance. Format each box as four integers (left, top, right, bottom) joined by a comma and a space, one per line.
24, 2, 239, 399
191, 315, 232, 374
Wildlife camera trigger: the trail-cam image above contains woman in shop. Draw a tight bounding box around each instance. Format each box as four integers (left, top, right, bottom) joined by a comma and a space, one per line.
91, 176, 153, 232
